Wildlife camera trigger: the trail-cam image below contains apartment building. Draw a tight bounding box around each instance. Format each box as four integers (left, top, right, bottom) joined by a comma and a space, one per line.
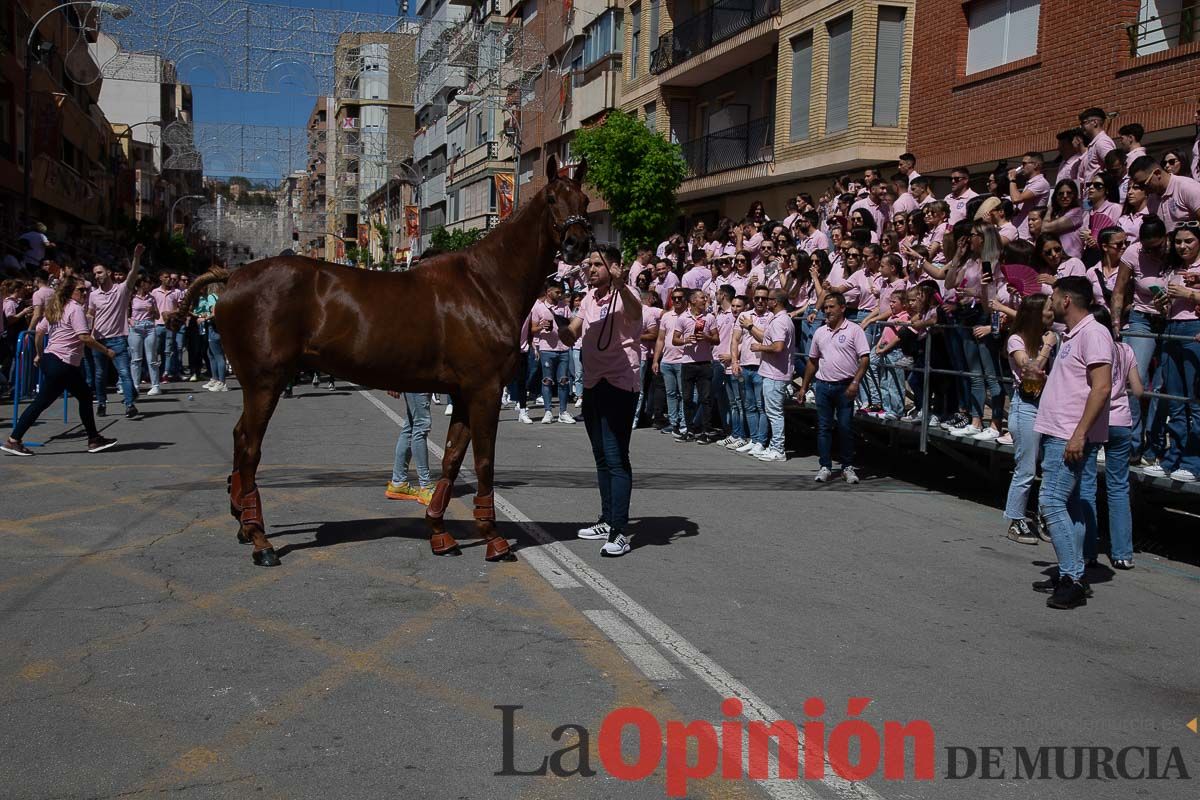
619, 0, 913, 225
301, 96, 330, 259
908, 0, 1200, 175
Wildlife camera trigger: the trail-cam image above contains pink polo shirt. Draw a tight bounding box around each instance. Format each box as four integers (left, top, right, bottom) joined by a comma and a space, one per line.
1052, 207, 1085, 258
639, 305, 662, 361
1082, 132, 1115, 186
1118, 209, 1149, 242
531, 299, 569, 352
579, 286, 641, 393
1109, 341, 1136, 428
850, 198, 889, 232
758, 310, 795, 381
1165, 264, 1200, 320
31, 285, 54, 309
798, 230, 830, 254
1014, 174, 1051, 239
659, 309, 685, 365
680, 265, 711, 290
87, 279, 135, 339
1120, 242, 1169, 315
130, 293, 158, 324
652, 271, 680, 308
1034, 313, 1113, 443
674, 311, 716, 363
627, 259, 652, 288
736, 312, 768, 367
42, 299, 89, 367
1157, 174, 1200, 230
727, 274, 750, 297
878, 278, 908, 315
809, 318, 869, 382
1088, 265, 1119, 309
892, 192, 918, 216
713, 309, 737, 374
844, 269, 882, 311
150, 286, 180, 324
1057, 153, 1083, 188
944, 189, 978, 225
1006, 333, 1034, 377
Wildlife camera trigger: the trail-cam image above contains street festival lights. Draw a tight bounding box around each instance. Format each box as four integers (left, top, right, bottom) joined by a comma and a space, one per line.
22, 2, 135, 222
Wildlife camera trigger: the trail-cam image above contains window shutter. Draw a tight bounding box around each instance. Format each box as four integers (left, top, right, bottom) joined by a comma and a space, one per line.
1006, 0, 1041, 62
825, 15, 852, 134
872, 7, 905, 127
966, 0, 1007, 74
790, 32, 812, 141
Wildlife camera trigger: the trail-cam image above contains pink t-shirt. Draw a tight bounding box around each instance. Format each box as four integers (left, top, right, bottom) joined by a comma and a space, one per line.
1087, 265, 1119, 309
639, 305, 662, 361
1120, 242, 1169, 316
944, 189, 979, 225
727, 274, 750, 297
713, 309, 737, 374
758, 310, 795, 381
809, 318, 869, 382
42, 299, 89, 367
798, 230, 830, 254
1014, 174, 1051, 238
892, 193, 918, 216
579, 286, 641, 394
1118, 209, 1149, 242
1034, 314, 1114, 443
1157, 174, 1200, 230
1165, 264, 1200, 321
1005, 333, 1031, 378
844, 269, 882, 311
880, 310, 910, 346
680, 265, 710, 290
736, 312, 768, 366
652, 271, 680, 308
530, 299, 569, 352
1057, 153, 1083, 189
31, 285, 54, 309
1082, 132, 1115, 186
150, 286, 180, 324
850, 198, 889, 233
878, 278, 908, 317
87, 279, 135, 339
674, 312, 716, 363
1109, 341, 1136, 428
1052, 207, 1085, 258
659, 309, 685, 365
627, 259, 652, 288
129, 293, 158, 324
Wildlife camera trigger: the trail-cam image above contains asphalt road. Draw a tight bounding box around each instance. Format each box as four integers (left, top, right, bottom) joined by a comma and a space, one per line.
2, 380, 1198, 800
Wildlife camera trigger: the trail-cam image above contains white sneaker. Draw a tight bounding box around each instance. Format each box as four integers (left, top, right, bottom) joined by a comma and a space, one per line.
600, 531, 631, 557
1170, 469, 1197, 482
805, 390, 815, 403
725, 437, 745, 450
746, 443, 765, 457
716, 436, 734, 447
757, 448, 786, 462
577, 520, 611, 540
951, 425, 983, 437
843, 466, 860, 484
432, 394, 442, 405
558, 411, 576, 424
535, 397, 545, 407
518, 408, 533, 424
541, 411, 554, 424
147, 385, 161, 396
213, 382, 229, 392
927, 414, 940, 427
1143, 464, 1167, 477
972, 427, 1001, 442
501, 389, 511, 406
444, 404, 454, 416
735, 440, 756, 453
202, 380, 216, 390
815, 466, 832, 482
997, 432, 1014, 445
574, 397, 583, 409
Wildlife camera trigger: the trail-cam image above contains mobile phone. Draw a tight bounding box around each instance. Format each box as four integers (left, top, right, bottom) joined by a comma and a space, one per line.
982, 261, 993, 280
1150, 284, 1166, 298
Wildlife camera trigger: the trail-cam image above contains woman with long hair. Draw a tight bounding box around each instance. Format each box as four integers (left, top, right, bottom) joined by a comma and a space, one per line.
3, 278, 118, 456
1001, 294, 1055, 543
1033, 232, 1087, 290
850, 208, 879, 243
1041, 179, 1084, 259
1117, 183, 1151, 243
196, 282, 229, 391
127, 275, 160, 392
1089, 227, 1127, 310
1161, 148, 1189, 176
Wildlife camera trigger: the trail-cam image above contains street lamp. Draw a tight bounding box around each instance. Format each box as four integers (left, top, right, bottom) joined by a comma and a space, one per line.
22, 1, 136, 223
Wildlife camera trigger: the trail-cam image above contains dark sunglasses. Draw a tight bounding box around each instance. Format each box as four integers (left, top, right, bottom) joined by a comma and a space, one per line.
671, 295, 685, 301
1043, 247, 1064, 256
1164, 158, 1180, 165
752, 296, 768, 302
1089, 182, 1106, 190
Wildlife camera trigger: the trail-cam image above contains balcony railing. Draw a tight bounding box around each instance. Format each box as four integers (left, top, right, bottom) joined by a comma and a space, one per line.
679, 117, 774, 179
650, 0, 780, 75
1126, 1, 1198, 55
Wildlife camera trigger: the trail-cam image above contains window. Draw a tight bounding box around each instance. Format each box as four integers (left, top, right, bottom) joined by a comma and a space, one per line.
873, 7, 905, 127
789, 32, 812, 141
489, 176, 498, 211
630, 2, 641, 79
644, 102, 657, 132
521, 0, 538, 23
475, 111, 486, 146
1134, 0, 1189, 55
825, 15, 852, 134
965, 0, 1039, 75
583, 10, 623, 67
649, 0, 660, 52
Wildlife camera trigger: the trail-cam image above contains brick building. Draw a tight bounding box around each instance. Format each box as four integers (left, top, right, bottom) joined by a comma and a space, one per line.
908, 0, 1200, 176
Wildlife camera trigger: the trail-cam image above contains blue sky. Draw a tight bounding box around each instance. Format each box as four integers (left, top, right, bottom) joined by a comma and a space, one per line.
191, 0, 414, 179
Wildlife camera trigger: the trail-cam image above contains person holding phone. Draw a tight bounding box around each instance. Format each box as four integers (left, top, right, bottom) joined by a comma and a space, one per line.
671, 289, 720, 443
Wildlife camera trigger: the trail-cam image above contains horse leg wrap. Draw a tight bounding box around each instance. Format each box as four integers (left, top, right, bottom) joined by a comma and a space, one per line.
239, 487, 264, 532
430, 532, 460, 555
229, 472, 244, 517
473, 494, 496, 522
425, 479, 453, 520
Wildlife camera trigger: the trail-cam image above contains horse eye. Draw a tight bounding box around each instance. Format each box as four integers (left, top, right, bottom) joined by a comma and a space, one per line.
547, 194, 557, 204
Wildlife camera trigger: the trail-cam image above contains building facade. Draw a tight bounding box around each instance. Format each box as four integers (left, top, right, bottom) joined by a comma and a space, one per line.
301, 96, 329, 259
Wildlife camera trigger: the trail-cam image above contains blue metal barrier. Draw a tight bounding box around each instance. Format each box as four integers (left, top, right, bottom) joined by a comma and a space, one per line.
10, 330, 69, 444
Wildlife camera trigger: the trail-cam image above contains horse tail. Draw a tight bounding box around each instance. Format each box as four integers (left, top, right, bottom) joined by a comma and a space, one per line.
165, 267, 231, 330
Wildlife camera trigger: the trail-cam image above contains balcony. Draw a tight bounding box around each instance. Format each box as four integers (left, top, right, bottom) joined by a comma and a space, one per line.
422, 171, 447, 206
565, 69, 619, 132
1126, 1, 1198, 55
415, 116, 447, 161
679, 117, 774, 179
450, 141, 501, 182
650, 0, 780, 83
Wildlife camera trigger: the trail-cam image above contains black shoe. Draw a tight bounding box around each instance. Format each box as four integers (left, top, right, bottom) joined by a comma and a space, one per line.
87, 435, 118, 454
695, 432, 716, 445
673, 429, 693, 442
1112, 558, 1134, 570
1046, 576, 1088, 609
660, 425, 676, 435
1033, 574, 1093, 597
96, 405, 107, 417
125, 405, 139, 419
283, 387, 294, 398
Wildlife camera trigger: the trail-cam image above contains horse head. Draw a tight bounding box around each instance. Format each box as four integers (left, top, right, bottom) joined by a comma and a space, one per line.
542, 155, 592, 265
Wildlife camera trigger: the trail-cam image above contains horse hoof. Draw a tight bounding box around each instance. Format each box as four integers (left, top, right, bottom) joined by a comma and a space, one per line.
236, 529, 252, 545
485, 539, 515, 562
252, 548, 281, 567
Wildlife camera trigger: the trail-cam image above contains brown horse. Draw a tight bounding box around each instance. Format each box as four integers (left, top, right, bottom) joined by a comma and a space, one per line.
174, 157, 592, 566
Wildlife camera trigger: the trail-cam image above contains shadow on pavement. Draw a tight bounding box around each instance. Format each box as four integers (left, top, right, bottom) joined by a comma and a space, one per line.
273, 516, 433, 558
511, 516, 700, 551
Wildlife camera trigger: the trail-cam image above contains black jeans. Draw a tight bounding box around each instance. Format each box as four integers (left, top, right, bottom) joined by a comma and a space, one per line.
681, 361, 713, 434
12, 353, 98, 441
582, 379, 638, 531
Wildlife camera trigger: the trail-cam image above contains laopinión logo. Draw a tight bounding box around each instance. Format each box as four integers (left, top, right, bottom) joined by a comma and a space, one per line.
495, 699, 1192, 797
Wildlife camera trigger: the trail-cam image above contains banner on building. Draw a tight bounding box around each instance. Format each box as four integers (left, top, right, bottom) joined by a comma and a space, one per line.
495, 174, 515, 219
357, 223, 370, 248
405, 205, 420, 238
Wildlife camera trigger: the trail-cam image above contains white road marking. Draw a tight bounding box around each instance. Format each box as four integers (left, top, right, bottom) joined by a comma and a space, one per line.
360, 389, 884, 800
582, 610, 683, 681
519, 547, 583, 589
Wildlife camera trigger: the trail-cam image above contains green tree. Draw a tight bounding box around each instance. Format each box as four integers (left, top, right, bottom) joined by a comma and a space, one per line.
373, 222, 394, 270
429, 225, 485, 252
571, 109, 687, 256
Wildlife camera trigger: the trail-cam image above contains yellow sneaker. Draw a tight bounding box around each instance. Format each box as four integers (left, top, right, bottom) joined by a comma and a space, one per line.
413, 485, 434, 506
385, 480, 417, 500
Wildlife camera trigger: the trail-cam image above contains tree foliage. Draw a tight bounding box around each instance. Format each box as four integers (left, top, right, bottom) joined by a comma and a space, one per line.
571, 110, 686, 256
429, 225, 485, 252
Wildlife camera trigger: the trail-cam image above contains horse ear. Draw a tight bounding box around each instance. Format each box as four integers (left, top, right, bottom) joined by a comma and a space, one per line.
574, 158, 587, 188
546, 155, 559, 182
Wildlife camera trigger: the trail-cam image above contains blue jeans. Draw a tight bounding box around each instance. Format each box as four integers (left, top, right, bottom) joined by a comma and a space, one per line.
1161, 319, 1200, 474
763, 377, 788, 453
959, 329, 1003, 422
1103, 426, 1134, 561
740, 365, 767, 445
207, 325, 227, 383
796, 314, 820, 374
865, 349, 904, 413
1038, 436, 1099, 581
661, 362, 683, 429
726, 372, 747, 439
539, 349, 571, 413
89, 335, 135, 409
392, 392, 432, 487
1124, 311, 1165, 458
582, 379, 638, 531
814, 379, 854, 468
127, 321, 160, 387
570, 348, 583, 398
634, 359, 649, 422
155, 324, 178, 379
1004, 393, 1041, 521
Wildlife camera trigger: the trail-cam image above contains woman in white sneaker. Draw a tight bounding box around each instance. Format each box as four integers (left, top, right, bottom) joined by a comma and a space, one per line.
195, 282, 228, 391
127, 276, 161, 394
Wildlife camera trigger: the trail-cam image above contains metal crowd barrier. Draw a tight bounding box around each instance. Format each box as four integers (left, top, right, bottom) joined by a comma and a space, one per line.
9, 330, 69, 444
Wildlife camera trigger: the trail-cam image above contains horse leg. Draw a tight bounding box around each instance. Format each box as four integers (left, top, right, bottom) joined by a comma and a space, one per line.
236, 384, 283, 567
231, 416, 251, 543
425, 402, 471, 556
467, 387, 513, 562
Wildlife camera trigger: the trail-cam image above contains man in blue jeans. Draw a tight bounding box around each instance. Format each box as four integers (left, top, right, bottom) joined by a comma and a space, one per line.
86, 245, 145, 419
1032, 277, 1113, 610
385, 392, 434, 504
797, 292, 870, 483
740, 288, 795, 461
